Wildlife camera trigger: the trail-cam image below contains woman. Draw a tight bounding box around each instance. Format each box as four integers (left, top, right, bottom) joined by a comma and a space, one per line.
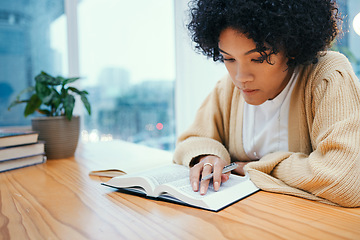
173, 0, 360, 207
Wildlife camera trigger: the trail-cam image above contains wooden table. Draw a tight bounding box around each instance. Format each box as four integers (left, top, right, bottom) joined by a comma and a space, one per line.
1, 140, 360, 240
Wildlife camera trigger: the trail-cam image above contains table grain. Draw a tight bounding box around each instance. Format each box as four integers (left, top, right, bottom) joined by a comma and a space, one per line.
1, 141, 359, 240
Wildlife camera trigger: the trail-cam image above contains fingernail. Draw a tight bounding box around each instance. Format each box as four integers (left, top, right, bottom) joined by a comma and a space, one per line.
214, 181, 220, 191
200, 186, 205, 195
193, 182, 198, 191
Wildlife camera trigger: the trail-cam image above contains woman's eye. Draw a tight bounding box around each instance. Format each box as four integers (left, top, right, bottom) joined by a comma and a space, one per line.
251, 56, 265, 63
223, 58, 235, 62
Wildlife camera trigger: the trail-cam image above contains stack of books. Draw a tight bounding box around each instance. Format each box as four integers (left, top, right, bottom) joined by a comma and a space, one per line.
0, 129, 46, 173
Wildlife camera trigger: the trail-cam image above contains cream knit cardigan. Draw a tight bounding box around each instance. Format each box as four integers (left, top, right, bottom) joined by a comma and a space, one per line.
173, 51, 360, 207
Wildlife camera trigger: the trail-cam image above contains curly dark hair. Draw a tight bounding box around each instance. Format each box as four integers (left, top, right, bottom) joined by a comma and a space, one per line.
187, 0, 341, 67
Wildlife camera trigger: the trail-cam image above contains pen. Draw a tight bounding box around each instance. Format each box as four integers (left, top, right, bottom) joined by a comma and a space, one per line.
201, 162, 238, 181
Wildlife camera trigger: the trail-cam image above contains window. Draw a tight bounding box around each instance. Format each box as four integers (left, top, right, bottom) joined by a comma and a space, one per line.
0, 1, 67, 126
334, 0, 360, 76
77, 0, 176, 150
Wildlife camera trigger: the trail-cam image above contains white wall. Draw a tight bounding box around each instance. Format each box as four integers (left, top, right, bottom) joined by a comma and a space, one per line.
65, 0, 79, 77
174, 0, 227, 137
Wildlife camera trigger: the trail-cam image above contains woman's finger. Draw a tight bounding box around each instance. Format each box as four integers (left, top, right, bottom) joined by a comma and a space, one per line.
189, 164, 201, 191
199, 162, 213, 195
231, 162, 250, 176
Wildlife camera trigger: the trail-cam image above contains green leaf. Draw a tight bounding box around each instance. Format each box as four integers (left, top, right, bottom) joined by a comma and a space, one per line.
37, 109, 51, 115
8, 86, 35, 110
35, 82, 52, 102
81, 94, 91, 115
68, 87, 82, 95
56, 76, 66, 85
10, 71, 91, 119
15, 86, 35, 100
24, 94, 42, 117
63, 77, 80, 85
63, 94, 75, 120
41, 91, 55, 105
50, 90, 62, 111
61, 87, 68, 98
68, 87, 91, 115
8, 100, 28, 111
68, 87, 89, 97
35, 71, 62, 85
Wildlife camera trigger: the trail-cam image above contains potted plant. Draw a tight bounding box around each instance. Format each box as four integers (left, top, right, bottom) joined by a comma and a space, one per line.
8, 71, 91, 159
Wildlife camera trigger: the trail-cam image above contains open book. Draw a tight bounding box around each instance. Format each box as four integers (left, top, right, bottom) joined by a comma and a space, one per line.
102, 164, 259, 212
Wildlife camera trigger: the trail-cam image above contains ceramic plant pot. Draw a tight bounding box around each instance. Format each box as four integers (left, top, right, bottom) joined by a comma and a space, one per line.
32, 116, 80, 159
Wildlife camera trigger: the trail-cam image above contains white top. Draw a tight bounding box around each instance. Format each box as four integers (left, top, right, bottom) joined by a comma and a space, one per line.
242, 69, 299, 160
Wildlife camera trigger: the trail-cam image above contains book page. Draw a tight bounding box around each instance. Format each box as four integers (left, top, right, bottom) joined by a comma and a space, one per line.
155, 174, 247, 199
104, 164, 190, 197
104, 164, 259, 211
154, 174, 259, 211
133, 164, 190, 186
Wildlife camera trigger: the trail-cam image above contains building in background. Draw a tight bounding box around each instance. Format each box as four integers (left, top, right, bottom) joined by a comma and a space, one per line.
0, 1, 65, 126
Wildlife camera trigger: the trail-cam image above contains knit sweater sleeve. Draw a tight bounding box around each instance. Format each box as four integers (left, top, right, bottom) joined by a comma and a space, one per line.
173, 75, 232, 167
245, 55, 360, 207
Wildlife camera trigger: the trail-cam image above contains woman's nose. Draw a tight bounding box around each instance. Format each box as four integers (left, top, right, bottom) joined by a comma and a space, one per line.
235, 65, 254, 83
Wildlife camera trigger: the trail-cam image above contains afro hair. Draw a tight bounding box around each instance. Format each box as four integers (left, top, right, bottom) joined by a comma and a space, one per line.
187, 0, 341, 67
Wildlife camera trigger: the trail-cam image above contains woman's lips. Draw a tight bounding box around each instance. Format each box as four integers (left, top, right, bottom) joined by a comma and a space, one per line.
241, 89, 258, 95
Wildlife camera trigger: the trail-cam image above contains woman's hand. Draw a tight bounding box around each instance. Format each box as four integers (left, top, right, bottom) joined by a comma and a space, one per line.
190, 157, 251, 195
231, 161, 249, 176
190, 155, 229, 195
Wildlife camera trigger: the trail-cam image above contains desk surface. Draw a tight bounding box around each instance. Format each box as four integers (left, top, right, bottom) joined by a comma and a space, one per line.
1, 140, 360, 240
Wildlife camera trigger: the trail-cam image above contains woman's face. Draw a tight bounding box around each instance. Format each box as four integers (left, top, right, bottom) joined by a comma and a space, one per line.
218, 28, 293, 105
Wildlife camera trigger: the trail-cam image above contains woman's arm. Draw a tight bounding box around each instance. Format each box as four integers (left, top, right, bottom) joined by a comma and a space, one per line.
173, 75, 232, 167
173, 76, 236, 193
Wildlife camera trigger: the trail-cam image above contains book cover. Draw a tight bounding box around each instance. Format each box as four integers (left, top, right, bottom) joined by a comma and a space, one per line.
0, 154, 46, 173
0, 142, 45, 162
0, 130, 39, 148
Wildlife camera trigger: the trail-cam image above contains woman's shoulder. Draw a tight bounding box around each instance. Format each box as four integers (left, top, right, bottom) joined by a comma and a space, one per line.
313, 51, 353, 76
317, 51, 352, 68
300, 51, 357, 86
